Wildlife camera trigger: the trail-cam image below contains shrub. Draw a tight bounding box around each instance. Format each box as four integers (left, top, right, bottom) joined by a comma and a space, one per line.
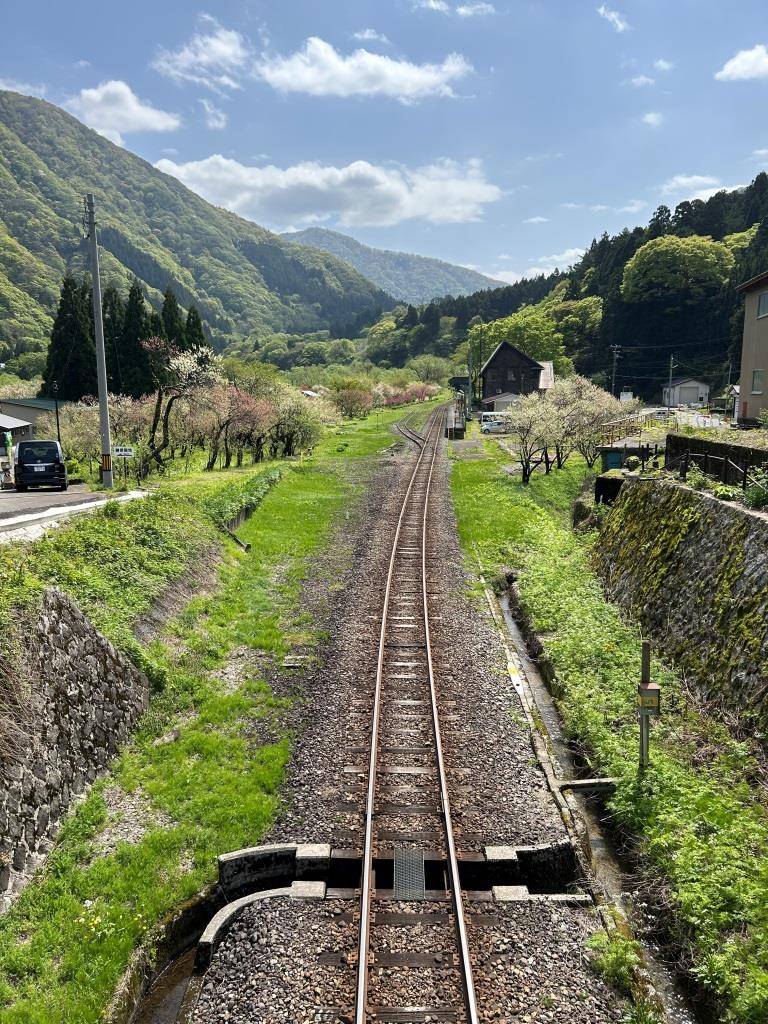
588, 932, 642, 996
744, 470, 768, 509
712, 484, 741, 502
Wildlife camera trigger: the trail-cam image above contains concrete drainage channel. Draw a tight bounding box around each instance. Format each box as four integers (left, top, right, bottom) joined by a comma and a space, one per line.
130, 839, 591, 1024
496, 590, 705, 1024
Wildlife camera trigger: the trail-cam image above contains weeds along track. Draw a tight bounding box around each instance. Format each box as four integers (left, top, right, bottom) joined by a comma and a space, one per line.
354, 408, 478, 1024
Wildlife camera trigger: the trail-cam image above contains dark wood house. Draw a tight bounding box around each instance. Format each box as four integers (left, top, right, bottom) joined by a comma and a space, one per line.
479, 341, 553, 411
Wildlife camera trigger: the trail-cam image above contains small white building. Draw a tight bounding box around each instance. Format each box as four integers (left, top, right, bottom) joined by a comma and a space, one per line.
662, 377, 710, 408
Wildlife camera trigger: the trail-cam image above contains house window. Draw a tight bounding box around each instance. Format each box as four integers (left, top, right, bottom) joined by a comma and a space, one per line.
752, 369, 764, 394
758, 292, 768, 318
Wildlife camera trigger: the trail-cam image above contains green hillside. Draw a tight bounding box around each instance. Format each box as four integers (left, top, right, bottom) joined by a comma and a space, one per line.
363, 174, 768, 398
0, 91, 389, 366
281, 226, 502, 303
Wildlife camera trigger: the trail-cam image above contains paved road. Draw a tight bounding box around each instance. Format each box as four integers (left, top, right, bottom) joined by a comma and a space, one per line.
0, 484, 107, 521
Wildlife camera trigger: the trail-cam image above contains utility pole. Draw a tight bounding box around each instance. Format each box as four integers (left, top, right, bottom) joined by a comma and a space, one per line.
610, 345, 621, 396
467, 343, 473, 414
52, 380, 61, 444
84, 194, 113, 488
666, 352, 678, 416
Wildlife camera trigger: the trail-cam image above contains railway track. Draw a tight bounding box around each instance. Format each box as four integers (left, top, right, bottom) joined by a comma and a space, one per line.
354, 408, 479, 1024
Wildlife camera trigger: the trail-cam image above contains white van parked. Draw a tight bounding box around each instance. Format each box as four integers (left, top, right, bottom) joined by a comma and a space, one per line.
480, 412, 509, 434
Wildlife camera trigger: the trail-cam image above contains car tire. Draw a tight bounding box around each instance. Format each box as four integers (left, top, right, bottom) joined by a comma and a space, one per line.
15, 485, 27, 492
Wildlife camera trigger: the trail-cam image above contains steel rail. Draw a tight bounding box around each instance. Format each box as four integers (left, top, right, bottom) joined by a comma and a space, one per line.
354, 411, 437, 1024
395, 409, 426, 447
420, 409, 479, 1023
353, 408, 479, 1024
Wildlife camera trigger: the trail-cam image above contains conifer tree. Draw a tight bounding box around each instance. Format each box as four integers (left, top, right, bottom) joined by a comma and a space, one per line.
120, 279, 153, 397
41, 274, 97, 400
102, 285, 125, 393
161, 287, 186, 348
149, 309, 164, 339
184, 304, 206, 349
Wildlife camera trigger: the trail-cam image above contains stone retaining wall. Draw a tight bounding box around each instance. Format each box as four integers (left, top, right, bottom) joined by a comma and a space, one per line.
0, 589, 149, 906
595, 478, 768, 732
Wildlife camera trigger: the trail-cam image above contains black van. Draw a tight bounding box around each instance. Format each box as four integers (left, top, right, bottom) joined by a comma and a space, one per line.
13, 439, 68, 492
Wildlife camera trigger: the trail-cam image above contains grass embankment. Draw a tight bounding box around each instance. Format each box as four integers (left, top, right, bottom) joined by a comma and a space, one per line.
451, 434, 768, 1023
0, 403, 433, 1024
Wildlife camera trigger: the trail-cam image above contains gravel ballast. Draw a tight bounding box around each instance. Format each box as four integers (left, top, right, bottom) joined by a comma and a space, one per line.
189, 421, 624, 1023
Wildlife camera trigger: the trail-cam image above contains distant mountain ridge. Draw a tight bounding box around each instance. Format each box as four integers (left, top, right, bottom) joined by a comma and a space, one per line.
0, 91, 389, 361
281, 227, 503, 303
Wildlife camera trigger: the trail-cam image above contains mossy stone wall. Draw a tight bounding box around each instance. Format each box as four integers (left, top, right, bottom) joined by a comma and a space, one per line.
595, 478, 768, 731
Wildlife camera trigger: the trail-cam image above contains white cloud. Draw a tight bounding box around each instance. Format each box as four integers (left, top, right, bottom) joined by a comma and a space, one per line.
527, 247, 586, 276
524, 152, 564, 164
65, 80, 180, 146
716, 44, 768, 82
660, 173, 720, 196
618, 198, 646, 214
753, 147, 768, 160
488, 269, 523, 284
199, 98, 227, 129
524, 215, 549, 224
0, 78, 47, 98
414, 0, 494, 15
642, 111, 663, 127
654, 58, 674, 72
256, 37, 471, 102
74, 59, 91, 70
630, 75, 655, 87
155, 154, 501, 228
353, 29, 391, 44
153, 15, 253, 91
561, 199, 646, 215
597, 5, 630, 32
456, 2, 495, 16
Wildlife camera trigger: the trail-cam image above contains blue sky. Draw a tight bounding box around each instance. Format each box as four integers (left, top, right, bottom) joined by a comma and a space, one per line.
2, 0, 768, 284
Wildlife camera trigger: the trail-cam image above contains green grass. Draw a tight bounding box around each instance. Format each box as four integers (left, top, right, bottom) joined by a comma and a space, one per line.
0, 401, 433, 1024
587, 931, 642, 996
451, 439, 768, 1024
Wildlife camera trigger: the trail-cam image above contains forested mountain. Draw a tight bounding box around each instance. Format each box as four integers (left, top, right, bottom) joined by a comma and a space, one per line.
0, 91, 389, 372
363, 175, 768, 398
281, 227, 503, 303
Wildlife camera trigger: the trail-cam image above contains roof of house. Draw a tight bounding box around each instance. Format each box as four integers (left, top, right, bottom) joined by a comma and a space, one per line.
0, 414, 32, 431
0, 397, 57, 410
538, 360, 555, 390
480, 392, 520, 405
479, 340, 544, 377
667, 376, 709, 387
737, 270, 768, 294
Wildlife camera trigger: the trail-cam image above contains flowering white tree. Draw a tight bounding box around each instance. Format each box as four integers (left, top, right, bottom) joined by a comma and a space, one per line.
143, 338, 223, 472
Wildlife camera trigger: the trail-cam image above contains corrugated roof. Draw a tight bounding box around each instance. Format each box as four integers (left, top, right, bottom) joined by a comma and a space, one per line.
667, 376, 708, 387
737, 270, 768, 294
0, 414, 32, 430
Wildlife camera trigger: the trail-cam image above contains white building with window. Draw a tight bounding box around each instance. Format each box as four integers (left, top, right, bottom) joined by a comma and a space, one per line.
662, 377, 710, 407
737, 272, 768, 423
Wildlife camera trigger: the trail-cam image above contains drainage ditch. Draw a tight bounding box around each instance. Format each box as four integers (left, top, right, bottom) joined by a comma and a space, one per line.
499, 591, 706, 1024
